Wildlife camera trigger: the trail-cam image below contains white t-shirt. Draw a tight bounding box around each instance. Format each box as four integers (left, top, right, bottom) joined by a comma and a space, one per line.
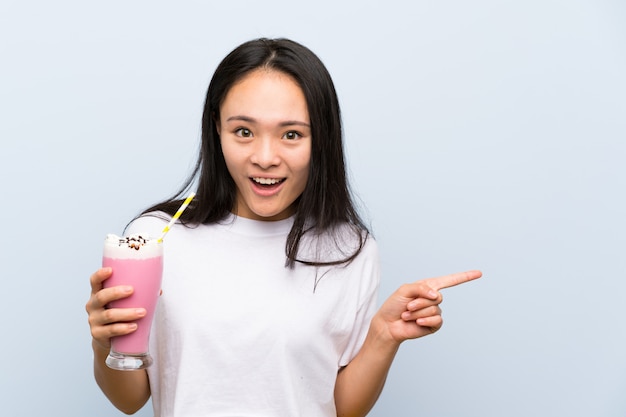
127, 214, 380, 417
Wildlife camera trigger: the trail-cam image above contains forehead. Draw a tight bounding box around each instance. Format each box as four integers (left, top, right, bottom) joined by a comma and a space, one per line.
220, 69, 309, 118
230, 68, 299, 91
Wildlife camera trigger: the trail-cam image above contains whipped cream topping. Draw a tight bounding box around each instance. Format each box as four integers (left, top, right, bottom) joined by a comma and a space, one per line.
103, 233, 162, 259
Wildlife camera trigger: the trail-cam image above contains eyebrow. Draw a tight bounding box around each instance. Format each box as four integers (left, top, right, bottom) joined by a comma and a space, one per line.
225, 115, 310, 128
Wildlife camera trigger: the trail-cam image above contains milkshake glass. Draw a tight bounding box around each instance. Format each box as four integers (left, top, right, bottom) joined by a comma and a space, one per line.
102, 234, 163, 370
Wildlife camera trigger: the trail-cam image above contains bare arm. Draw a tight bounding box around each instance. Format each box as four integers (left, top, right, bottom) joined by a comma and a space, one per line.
92, 341, 150, 414
86, 267, 151, 414
334, 270, 482, 417
334, 314, 400, 417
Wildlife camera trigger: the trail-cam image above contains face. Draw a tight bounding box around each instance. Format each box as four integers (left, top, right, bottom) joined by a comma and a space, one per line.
217, 69, 311, 221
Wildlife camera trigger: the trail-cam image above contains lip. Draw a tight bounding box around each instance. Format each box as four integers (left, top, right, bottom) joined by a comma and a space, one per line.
249, 177, 285, 197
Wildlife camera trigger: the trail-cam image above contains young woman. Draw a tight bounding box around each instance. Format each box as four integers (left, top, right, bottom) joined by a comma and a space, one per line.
86, 38, 481, 417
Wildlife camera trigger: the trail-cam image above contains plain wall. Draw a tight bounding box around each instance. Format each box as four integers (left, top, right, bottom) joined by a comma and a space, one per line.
1, 1, 625, 416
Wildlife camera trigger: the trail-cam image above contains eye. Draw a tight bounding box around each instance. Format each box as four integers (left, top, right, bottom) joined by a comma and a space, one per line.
283, 131, 301, 140
235, 128, 252, 138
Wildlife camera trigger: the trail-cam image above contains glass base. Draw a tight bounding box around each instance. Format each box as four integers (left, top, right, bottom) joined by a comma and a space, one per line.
105, 351, 153, 371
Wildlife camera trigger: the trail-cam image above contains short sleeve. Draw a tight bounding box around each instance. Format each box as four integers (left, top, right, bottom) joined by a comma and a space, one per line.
338, 236, 381, 366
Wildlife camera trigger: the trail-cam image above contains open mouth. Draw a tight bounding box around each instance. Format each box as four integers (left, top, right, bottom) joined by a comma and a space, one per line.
251, 177, 285, 188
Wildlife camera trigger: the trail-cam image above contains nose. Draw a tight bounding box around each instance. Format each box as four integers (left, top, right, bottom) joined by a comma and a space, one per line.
250, 137, 281, 169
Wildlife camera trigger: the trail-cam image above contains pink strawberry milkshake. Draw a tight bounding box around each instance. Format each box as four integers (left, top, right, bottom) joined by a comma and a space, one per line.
102, 234, 163, 370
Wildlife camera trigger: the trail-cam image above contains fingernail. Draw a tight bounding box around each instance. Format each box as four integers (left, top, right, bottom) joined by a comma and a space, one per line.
428, 290, 438, 298
122, 286, 133, 293
135, 308, 146, 317
128, 323, 138, 330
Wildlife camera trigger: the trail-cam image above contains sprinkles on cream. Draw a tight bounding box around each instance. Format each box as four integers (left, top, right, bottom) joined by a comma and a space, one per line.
103, 234, 162, 259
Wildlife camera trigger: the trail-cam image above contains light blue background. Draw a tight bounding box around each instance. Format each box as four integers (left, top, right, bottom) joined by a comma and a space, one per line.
1, 1, 625, 416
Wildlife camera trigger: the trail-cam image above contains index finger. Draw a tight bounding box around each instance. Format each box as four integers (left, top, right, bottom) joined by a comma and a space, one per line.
422, 270, 482, 291
89, 267, 112, 293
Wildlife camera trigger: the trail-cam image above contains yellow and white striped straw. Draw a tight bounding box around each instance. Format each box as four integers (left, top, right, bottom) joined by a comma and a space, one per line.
157, 191, 196, 242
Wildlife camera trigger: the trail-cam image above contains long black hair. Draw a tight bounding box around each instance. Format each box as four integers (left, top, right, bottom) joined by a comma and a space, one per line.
142, 38, 369, 267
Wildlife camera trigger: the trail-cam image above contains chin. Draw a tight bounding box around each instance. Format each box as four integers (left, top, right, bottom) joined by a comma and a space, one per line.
250, 207, 294, 221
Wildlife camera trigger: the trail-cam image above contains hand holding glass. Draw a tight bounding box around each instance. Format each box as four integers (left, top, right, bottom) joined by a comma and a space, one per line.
102, 234, 163, 370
